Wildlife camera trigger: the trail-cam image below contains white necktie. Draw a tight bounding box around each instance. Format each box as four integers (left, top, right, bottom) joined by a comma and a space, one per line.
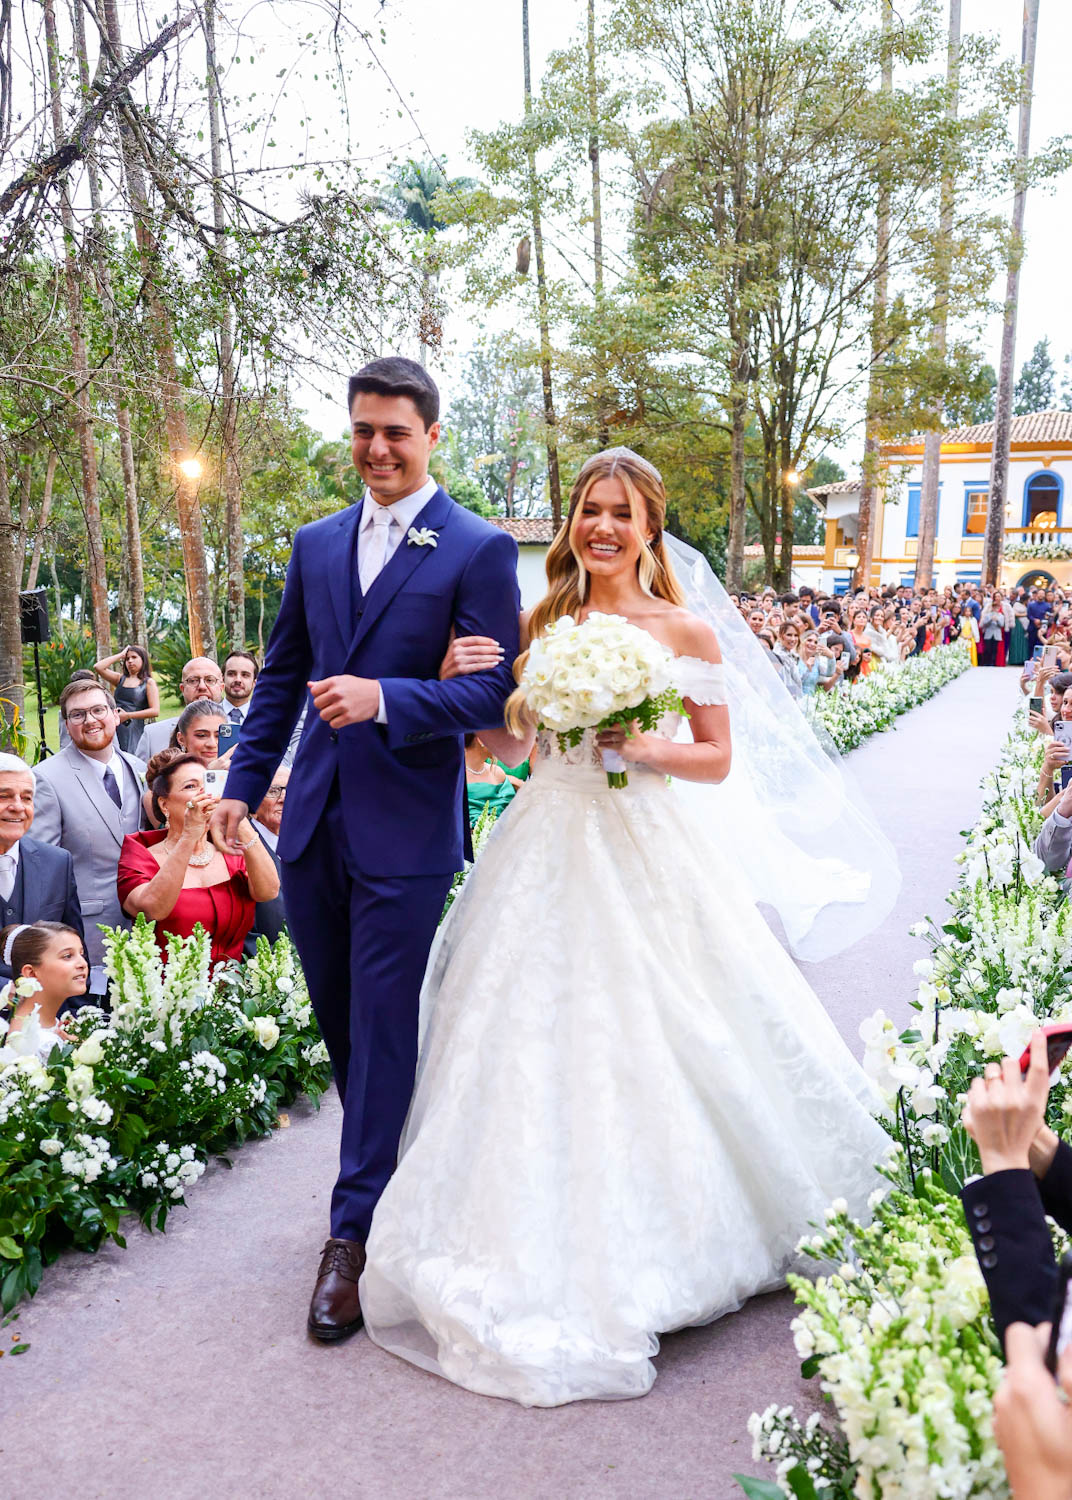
0, 853, 15, 903
360, 505, 394, 595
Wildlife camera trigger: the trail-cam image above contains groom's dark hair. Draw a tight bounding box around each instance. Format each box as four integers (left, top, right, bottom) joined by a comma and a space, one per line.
348, 357, 439, 430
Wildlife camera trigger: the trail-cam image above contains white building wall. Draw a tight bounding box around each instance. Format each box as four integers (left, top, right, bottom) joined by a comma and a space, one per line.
516, 546, 550, 608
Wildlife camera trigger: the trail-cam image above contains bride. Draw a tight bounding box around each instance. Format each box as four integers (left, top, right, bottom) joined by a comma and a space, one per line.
359, 447, 893, 1407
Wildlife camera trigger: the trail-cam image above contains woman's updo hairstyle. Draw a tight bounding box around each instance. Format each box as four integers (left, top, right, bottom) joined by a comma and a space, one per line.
145, 749, 203, 825
504, 447, 684, 733
0, 921, 82, 980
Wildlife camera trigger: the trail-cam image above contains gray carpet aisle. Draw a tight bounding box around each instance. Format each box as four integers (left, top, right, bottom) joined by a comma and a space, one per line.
0, 668, 1021, 1500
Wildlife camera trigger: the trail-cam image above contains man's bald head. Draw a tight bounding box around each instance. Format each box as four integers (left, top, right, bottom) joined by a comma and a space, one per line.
180, 657, 224, 705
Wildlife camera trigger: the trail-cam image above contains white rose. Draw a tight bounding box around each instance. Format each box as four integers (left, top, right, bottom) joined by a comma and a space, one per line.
39, 1137, 62, 1156
74, 1034, 106, 1067
252, 1016, 280, 1050
66, 1063, 95, 1100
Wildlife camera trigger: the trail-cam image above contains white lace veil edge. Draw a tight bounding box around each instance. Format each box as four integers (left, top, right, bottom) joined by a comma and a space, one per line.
664, 534, 902, 963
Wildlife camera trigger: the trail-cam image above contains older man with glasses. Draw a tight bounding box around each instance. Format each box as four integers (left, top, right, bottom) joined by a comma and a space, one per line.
0, 751, 84, 980
244, 764, 290, 953
140, 657, 224, 759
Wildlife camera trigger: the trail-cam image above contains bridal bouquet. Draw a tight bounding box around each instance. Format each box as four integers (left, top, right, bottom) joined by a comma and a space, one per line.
519, 612, 684, 787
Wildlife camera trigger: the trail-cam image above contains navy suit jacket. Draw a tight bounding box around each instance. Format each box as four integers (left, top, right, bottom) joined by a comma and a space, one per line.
225, 488, 521, 876
0, 835, 85, 978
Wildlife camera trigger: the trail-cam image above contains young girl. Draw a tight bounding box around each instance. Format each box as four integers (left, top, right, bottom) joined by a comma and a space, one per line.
0, 921, 89, 1057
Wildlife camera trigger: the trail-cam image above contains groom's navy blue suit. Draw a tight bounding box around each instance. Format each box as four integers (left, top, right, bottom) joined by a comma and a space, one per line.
225, 485, 520, 1239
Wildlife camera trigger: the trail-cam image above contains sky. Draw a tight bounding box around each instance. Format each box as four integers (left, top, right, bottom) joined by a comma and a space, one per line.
251, 0, 1072, 461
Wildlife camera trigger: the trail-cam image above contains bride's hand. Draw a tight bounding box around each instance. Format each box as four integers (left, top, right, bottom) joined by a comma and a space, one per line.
439, 634, 505, 680
596, 721, 653, 764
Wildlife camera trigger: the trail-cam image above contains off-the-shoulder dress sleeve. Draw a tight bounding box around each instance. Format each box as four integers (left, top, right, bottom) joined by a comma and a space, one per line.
672, 655, 728, 706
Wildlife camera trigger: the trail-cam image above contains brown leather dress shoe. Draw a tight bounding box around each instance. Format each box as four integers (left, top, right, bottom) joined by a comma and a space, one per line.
307, 1238, 366, 1342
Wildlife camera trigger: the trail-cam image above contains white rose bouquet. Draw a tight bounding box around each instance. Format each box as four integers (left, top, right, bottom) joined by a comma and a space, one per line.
518, 612, 685, 788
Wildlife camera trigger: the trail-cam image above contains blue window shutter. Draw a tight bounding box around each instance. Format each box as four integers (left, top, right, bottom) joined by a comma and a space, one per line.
906, 485, 921, 539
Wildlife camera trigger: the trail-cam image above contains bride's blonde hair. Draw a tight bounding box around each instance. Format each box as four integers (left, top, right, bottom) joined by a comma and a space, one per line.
504, 448, 684, 733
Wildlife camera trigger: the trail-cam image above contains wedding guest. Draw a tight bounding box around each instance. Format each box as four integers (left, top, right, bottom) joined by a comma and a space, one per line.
995, 1323, 1072, 1500
464, 734, 522, 827
772, 621, 804, 698
1027, 588, 1050, 654
747, 608, 766, 636
0, 921, 88, 1053
173, 699, 229, 763
1008, 596, 1030, 667
94, 644, 159, 754
980, 592, 1014, 668
864, 606, 899, 667
0, 754, 84, 980
222, 651, 258, 724
57, 669, 97, 750
141, 657, 225, 758
245, 765, 289, 952
31, 679, 145, 984
118, 750, 279, 967
961, 1032, 1072, 1350
849, 608, 873, 677
956, 602, 980, 665
798, 630, 838, 695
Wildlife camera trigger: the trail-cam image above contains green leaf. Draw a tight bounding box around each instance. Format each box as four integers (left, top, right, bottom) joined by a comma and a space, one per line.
0, 1236, 22, 1261
785, 1466, 821, 1500
800, 1354, 822, 1379
9, 1342, 30, 1355
732, 1477, 787, 1499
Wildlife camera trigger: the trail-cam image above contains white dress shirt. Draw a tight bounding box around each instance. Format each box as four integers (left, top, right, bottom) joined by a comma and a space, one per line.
358, 476, 439, 724
251, 817, 278, 853
0, 840, 20, 903
75, 746, 131, 812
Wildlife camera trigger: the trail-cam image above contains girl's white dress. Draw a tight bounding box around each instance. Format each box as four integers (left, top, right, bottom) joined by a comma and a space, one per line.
360, 657, 889, 1407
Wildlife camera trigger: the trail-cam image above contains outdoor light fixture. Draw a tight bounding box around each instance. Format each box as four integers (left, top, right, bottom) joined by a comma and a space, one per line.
178, 457, 204, 481
784, 469, 800, 486
845, 551, 860, 570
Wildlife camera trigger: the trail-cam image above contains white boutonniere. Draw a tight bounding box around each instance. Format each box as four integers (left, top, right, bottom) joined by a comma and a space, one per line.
407, 526, 439, 549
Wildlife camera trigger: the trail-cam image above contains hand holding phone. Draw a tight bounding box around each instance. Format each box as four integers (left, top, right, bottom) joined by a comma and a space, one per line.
1018, 1025, 1072, 1078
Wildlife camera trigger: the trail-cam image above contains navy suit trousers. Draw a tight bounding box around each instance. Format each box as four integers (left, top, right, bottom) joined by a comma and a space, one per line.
281, 785, 452, 1241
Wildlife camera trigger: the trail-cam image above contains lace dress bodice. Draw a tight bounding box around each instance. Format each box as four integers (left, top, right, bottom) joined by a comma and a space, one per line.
532, 655, 727, 771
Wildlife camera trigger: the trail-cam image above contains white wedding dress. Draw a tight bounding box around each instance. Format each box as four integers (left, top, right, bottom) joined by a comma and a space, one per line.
360, 657, 891, 1407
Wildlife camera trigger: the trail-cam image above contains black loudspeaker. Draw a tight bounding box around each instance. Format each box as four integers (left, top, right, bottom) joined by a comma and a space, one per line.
19, 588, 50, 645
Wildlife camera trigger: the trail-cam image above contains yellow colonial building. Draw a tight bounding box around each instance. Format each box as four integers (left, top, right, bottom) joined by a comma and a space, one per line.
800, 410, 1072, 594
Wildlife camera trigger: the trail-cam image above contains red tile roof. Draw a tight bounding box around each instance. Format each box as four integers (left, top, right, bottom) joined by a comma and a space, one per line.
489, 517, 557, 544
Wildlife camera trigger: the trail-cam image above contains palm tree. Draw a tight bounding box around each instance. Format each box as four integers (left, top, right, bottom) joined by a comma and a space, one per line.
385, 161, 476, 366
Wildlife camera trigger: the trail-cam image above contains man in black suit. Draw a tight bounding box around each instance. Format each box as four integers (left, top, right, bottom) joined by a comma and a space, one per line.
961, 1030, 1072, 1348
0, 753, 84, 978
243, 763, 289, 955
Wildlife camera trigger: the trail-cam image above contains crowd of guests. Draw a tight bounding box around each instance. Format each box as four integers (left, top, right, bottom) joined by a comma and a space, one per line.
0, 651, 294, 1046
730, 578, 1064, 695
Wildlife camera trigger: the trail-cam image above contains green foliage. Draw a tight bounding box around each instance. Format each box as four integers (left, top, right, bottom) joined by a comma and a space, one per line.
1014, 337, 1057, 415
25, 625, 97, 708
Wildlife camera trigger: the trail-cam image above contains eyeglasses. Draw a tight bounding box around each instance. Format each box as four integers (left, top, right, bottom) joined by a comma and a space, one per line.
183, 675, 222, 688
265, 785, 287, 799
66, 704, 113, 724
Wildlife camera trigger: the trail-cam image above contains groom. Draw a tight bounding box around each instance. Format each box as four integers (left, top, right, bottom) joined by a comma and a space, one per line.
214, 357, 520, 1340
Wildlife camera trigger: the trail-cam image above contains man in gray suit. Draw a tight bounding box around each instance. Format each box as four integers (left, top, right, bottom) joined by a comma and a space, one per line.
31, 679, 145, 985
141, 656, 224, 759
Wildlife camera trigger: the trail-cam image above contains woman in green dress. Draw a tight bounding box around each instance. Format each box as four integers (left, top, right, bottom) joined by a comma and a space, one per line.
465, 734, 523, 828
1008, 595, 1029, 667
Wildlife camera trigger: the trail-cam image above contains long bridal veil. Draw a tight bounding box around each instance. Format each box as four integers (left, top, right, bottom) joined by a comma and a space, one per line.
664, 534, 901, 962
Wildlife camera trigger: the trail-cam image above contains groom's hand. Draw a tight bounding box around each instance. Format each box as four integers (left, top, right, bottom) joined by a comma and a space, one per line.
309, 674, 380, 728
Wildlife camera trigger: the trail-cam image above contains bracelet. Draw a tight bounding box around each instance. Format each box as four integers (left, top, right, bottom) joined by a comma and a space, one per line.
236, 833, 258, 850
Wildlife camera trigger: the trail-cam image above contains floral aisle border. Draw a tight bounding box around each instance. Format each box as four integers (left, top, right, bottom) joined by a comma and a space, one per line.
738, 709, 1071, 1499
806, 641, 971, 755
0, 920, 332, 1313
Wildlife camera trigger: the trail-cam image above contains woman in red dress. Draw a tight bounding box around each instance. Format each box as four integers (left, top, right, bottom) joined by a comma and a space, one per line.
118, 751, 280, 966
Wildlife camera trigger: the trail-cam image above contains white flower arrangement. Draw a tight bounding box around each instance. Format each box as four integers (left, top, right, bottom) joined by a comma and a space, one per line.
0, 920, 331, 1313
742, 699, 1069, 1499
1004, 541, 1072, 560
805, 642, 971, 754
519, 612, 685, 787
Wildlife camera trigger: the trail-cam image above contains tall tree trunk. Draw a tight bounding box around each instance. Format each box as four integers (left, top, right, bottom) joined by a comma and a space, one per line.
205, 0, 244, 650
587, 0, 609, 450
916, 0, 962, 590
101, 0, 215, 659
42, 0, 110, 655
0, 446, 24, 721
855, 0, 893, 592
25, 451, 57, 592
71, 0, 147, 649
523, 0, 563, 528
985, 0, 1040, 586
725, 388, 748, 593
